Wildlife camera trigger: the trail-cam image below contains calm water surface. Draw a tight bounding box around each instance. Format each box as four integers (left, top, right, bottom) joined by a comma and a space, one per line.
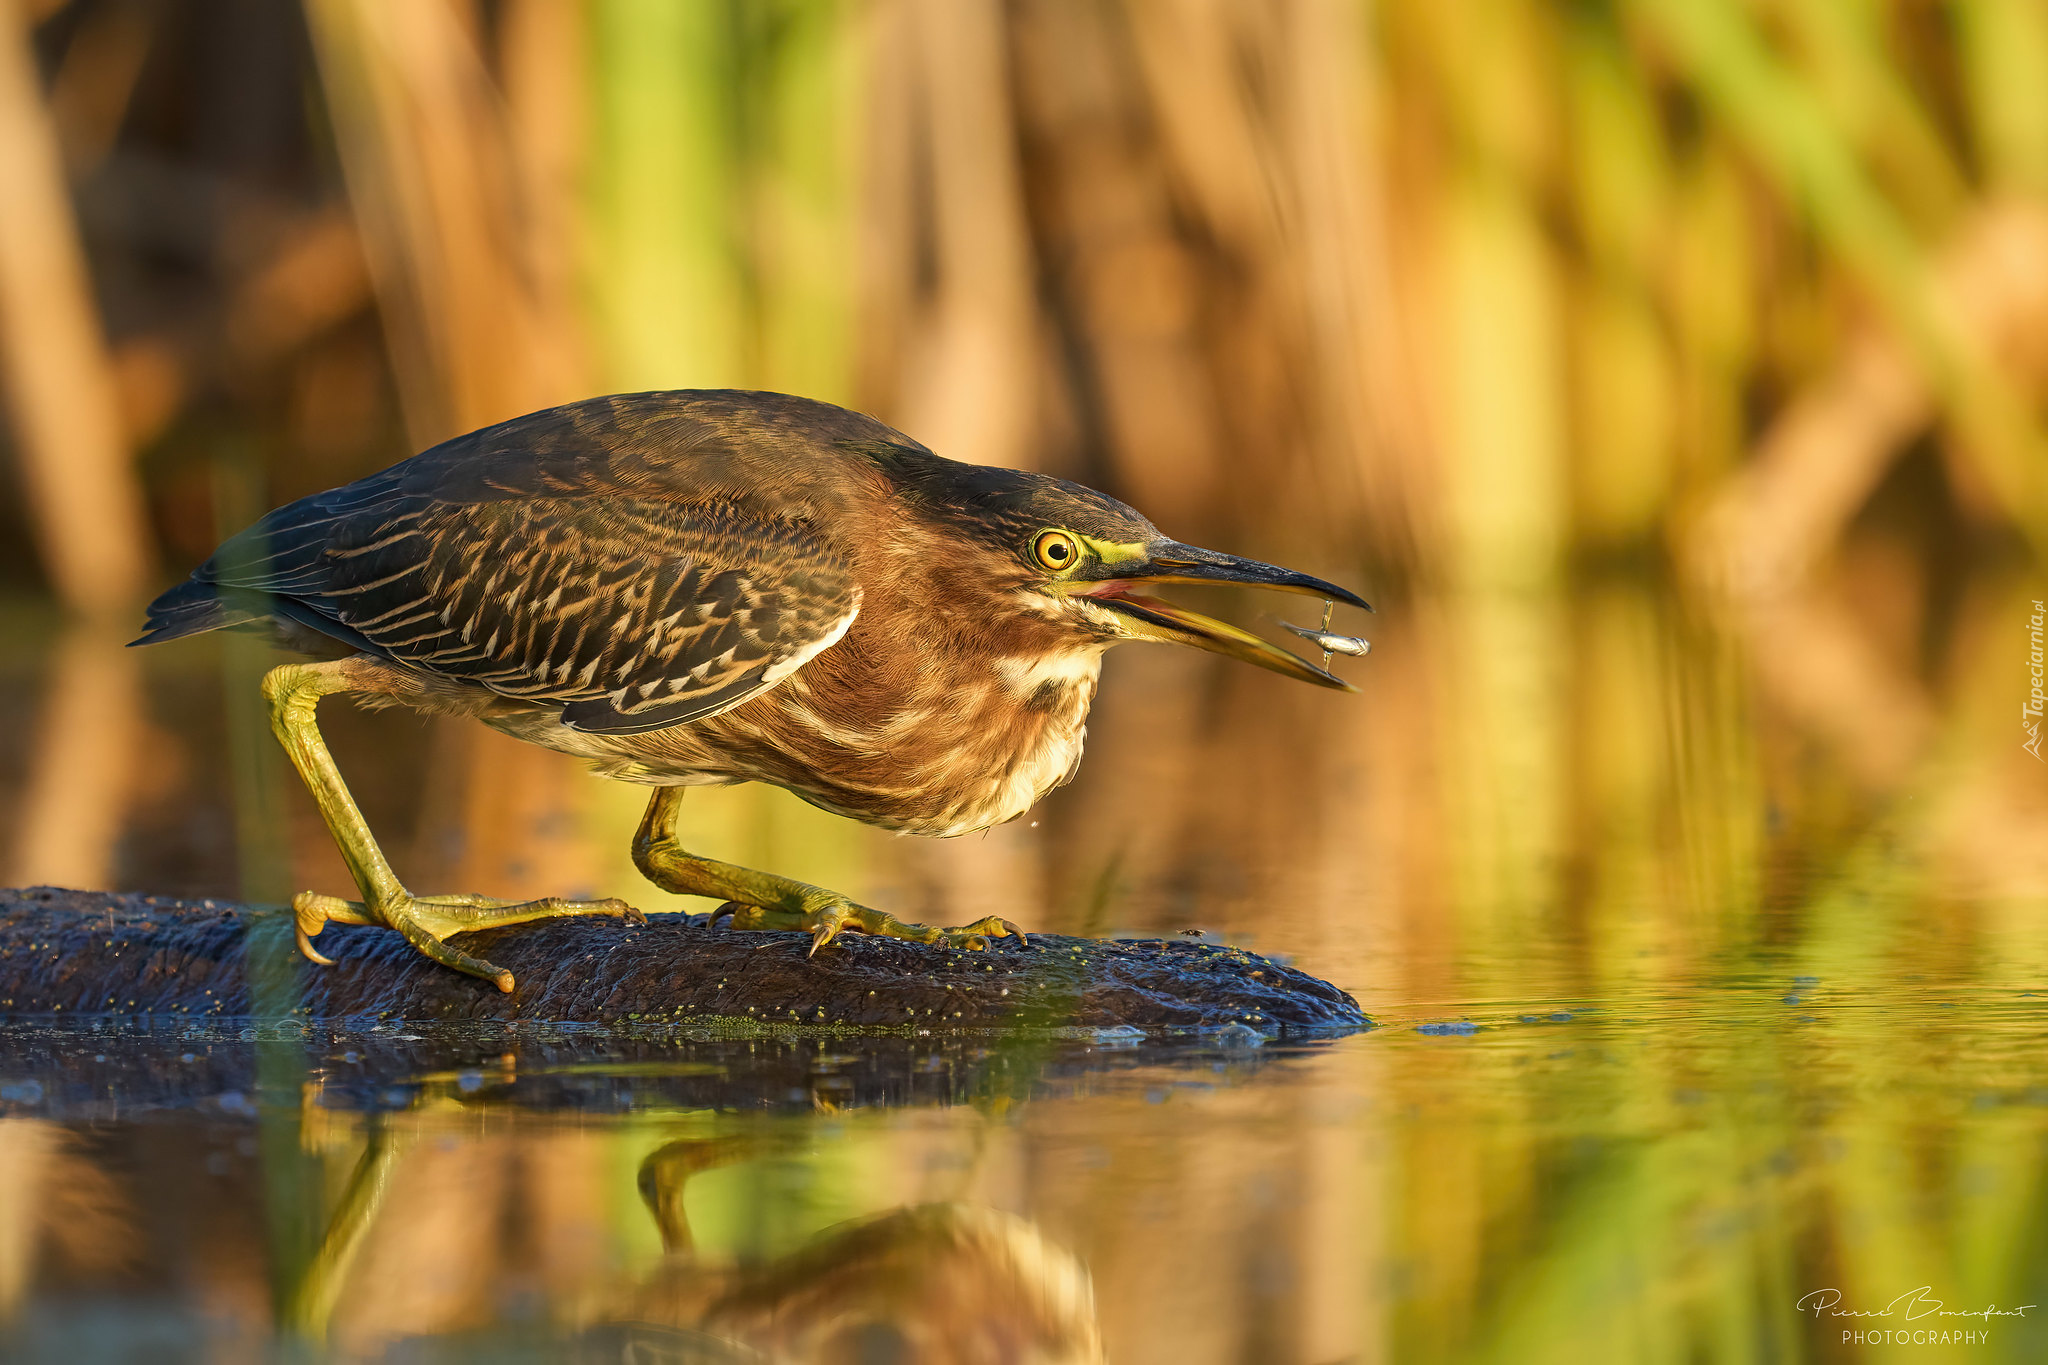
0, 573, 2044, 1362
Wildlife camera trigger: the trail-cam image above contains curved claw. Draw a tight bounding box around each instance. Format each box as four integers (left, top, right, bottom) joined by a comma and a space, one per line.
295, 923, 338, 967
807, 905, 849, 957
293, 893, 338, 967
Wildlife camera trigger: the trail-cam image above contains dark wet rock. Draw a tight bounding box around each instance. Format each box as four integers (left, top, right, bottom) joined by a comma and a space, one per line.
0, 887, 1366, 1032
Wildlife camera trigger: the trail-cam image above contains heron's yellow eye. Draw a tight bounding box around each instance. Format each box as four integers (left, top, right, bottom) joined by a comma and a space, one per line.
1033, 530, 1080, 572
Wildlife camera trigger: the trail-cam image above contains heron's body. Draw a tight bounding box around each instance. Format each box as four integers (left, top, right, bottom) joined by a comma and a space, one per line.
136, 390, 1367, 989
522, 644, 1099, 839
494, 607, 1100, 838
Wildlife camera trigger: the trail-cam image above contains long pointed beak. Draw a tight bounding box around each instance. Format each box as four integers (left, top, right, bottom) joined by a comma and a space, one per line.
1119, 541, 1372, 611
1071, 541, 1370, 691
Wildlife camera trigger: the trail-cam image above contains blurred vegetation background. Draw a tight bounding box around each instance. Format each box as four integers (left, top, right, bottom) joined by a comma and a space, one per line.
0, 0, 2040, 936
0, 3, 2046, 1361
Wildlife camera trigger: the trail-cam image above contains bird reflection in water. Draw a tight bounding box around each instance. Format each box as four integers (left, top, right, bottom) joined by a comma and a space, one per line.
283, 1085, 1103, 1364
606, 1138, 1103, 1364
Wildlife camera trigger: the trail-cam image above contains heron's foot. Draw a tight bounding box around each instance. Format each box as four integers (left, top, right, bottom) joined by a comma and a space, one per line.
712, 898, 1027, 956
293, 889, 645, 992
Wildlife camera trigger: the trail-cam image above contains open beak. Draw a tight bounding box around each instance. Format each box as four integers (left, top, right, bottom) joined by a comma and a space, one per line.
1071, 541, 1371, 691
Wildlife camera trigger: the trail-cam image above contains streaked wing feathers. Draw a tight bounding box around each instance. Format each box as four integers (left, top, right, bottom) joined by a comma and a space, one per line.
220, 498, 858, 732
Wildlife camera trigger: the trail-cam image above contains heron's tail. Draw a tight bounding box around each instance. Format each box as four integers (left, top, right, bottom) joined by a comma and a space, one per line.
130, 578, 265, 646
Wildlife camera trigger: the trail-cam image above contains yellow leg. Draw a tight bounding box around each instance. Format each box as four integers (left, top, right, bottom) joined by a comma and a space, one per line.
631, 787, 1026, 954
263, 661, 643, 991
284, 1120, 397, 1340
635, 1136, 764, 1253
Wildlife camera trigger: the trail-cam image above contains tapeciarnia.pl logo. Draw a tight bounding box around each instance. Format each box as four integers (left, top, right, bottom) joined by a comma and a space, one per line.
2028, 600, 2045, 761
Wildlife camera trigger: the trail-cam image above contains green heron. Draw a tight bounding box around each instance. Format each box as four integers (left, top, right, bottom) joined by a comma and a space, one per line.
136, 391, 1368, 990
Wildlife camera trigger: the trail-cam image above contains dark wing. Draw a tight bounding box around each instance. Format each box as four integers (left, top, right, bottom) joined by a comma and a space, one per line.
209, 495, 860, 735
132, 390, 914, 730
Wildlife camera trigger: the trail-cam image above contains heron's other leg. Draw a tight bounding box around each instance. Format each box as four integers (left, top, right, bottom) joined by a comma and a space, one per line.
635, 1136, 769, 1254
263, 660, 644, 991
630, 787, 1026, 954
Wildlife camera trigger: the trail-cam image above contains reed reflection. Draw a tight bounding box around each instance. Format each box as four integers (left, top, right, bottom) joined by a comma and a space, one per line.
6, 618, 147, 894
0, 1119, 132, 1323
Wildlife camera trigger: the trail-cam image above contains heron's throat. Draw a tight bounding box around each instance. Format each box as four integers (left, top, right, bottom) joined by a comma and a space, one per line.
993, 647, 1106, 704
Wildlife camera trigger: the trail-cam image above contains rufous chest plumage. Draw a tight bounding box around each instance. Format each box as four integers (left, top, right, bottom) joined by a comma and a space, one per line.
507, 632, 1105, 838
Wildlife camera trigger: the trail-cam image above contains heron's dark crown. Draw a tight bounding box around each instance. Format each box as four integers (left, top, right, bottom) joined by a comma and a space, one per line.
868, 444, 1158, 571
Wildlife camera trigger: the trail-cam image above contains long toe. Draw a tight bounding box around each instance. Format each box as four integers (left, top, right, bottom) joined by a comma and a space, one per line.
284, 886, 642, 989
388, 912, 518, 991
936, 916, 1029, 950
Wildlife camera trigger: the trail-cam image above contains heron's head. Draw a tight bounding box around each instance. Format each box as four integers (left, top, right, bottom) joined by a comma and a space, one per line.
894, 456, 1370, 689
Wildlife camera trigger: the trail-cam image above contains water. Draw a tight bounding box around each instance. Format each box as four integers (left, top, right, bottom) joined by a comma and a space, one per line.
0, 572, 2045, 1361
4, 968, 2044, 1362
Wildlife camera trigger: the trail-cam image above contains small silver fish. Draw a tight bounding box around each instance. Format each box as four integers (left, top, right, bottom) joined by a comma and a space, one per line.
1283, 621, 1371, 657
